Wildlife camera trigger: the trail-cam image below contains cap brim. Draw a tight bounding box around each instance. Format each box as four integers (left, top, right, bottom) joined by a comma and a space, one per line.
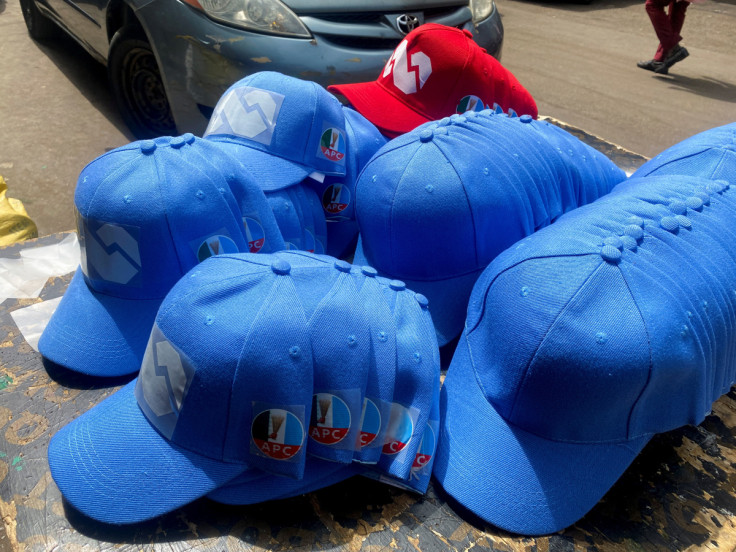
433, 336, 651, 535
353, 238, 479, 347
38, 268, 163, 377
48, 380, 250, 524
328, 82, 431, 139
207, 457, 361, 505
207, 138, 312, 191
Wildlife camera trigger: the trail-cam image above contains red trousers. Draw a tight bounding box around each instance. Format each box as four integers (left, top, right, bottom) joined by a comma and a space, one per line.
645, 0, 690, 61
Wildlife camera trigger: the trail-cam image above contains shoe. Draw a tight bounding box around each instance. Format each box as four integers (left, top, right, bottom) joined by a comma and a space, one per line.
656, 45, 689, 73
637, 59, 667, 74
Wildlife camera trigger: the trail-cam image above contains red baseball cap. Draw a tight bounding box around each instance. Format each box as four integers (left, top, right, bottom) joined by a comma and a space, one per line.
328, 24, 538, 138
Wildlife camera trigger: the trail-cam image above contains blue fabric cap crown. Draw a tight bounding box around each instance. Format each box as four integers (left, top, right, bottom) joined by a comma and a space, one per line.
633, 121, 736, 182
204, 71, 347, 191
38, 134, 255, 377
307, 107, 388, 259
354, 110, 626, 346
49, 251, 440, 523
434, 173, 736, 535
266, 184, 326, 253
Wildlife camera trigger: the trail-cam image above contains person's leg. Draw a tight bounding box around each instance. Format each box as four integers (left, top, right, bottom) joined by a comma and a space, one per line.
645, 0, 679, 61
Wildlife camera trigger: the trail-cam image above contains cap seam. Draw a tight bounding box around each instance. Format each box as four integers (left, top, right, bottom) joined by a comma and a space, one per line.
508, 259, 607, 420
616, 263, 655, 441
388, 142, 426, 272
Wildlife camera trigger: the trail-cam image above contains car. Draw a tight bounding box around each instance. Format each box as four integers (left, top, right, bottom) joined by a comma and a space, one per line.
19, 0, 504, 139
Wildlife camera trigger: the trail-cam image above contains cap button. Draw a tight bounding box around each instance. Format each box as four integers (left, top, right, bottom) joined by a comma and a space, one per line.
361, 266, 378, 277
389, 280, 406, 291
627, 215, 645, 227
660, 216, 679, 232
676, 215, 692, 229
600, 245, 622, 263
183, 132, 196, 144
603, 236, 623, 250
686, 196, 704, 210
271, 259, 291, 275
668, 200, 687, 215
520, 114, 533, 124
415, 293, 429, 308
419, 129, 434, 143
171, 135, 186, 148
334, 260, 352, 273
624, 224, 644, 241
140, 140, 156, 154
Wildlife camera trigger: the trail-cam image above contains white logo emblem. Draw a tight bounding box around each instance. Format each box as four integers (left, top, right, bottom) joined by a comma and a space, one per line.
204, 87, 284, 146
382, 39, 432, 95
84, 222, 141, 284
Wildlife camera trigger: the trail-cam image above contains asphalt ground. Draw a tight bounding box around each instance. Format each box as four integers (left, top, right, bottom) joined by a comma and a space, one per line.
0, 0, 735, 236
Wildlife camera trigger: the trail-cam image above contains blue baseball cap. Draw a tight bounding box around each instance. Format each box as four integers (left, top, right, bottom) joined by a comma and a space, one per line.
307, 107, 388, 259
38, 134, 253, 377
353, 112, 625, 346
207, 456, 363, 505
434, 173, 736, 535
181, 141, 285, 255
634, 122, 736, 181
266, 184, 326, 253
204, 72, 347, 191
49, 251, 440, 523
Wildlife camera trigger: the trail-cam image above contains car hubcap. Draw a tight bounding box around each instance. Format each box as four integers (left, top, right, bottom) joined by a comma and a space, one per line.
125, 48, 175, 134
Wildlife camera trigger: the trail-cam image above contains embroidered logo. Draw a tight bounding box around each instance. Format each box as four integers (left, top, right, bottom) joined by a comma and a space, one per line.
456, 95, 486, 114
412, 424, 436, 470
196, 234, 239, 262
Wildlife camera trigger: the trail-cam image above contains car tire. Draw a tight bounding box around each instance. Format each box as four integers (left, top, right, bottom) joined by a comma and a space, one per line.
19, 0, 59, 40
108, 26, 177, 139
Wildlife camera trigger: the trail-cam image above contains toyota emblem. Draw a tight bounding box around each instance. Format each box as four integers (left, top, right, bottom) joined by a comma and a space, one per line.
396, 14, 420, 35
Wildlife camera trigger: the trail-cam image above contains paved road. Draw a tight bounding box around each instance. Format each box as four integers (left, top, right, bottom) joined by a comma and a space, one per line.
0, 0, 735, 236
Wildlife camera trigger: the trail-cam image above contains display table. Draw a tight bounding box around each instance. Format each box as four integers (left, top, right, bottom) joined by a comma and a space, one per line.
3, 134, 735, 551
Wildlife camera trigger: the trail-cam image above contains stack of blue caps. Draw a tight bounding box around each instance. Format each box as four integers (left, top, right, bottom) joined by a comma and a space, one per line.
38, 134, 283, 377
433, 171, 736, 535
204, 72, 366, 257
353, 109, 627, 346
48, 251, 440, 524
305, 107, 388, 259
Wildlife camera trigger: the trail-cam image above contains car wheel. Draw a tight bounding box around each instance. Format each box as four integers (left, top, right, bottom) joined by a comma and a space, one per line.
19, 0, 59, 40
108, 26, 177, 139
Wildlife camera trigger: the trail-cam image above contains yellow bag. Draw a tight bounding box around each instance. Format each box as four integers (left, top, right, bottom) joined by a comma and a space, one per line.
0, 176, 38, 246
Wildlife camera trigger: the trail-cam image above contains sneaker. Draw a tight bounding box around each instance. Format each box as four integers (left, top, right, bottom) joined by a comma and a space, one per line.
637, 59, 667, 74
656, 45, 689, 73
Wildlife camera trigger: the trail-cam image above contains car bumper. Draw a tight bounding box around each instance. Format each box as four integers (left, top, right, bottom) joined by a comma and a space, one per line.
135, 0, 503, 135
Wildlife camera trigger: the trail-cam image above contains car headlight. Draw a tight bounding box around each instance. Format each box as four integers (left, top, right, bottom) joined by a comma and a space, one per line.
182, 0, 311, 37
469, 0, 493, 22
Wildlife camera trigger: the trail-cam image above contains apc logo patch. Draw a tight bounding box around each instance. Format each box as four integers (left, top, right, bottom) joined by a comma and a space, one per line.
243, 217, 265, 253
251, 409, 304, 460
382, 403, 414, 455
321, 183, 351, 216
319, 128, 346, 162
196, 234, 239, 262
310, 393, 351, 445
359, 398, 381, 447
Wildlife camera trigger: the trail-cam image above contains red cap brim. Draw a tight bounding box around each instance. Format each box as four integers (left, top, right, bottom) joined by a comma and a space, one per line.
329, 81, 432, 139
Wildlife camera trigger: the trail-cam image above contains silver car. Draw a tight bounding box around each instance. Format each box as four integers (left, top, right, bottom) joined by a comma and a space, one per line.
20, 0, 504, 138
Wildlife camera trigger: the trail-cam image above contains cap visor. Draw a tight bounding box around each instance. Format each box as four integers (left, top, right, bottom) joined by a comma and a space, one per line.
328, 82, 431, 138
38, 268, 163, 377
433, 335, 651, 535
207, 458, 361, 505
207, 138, 312, 191
353, 237, 479, 347
48, 380, 250, 524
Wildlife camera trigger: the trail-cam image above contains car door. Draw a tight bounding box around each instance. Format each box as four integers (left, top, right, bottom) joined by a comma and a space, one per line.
43, 0, 110, 59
